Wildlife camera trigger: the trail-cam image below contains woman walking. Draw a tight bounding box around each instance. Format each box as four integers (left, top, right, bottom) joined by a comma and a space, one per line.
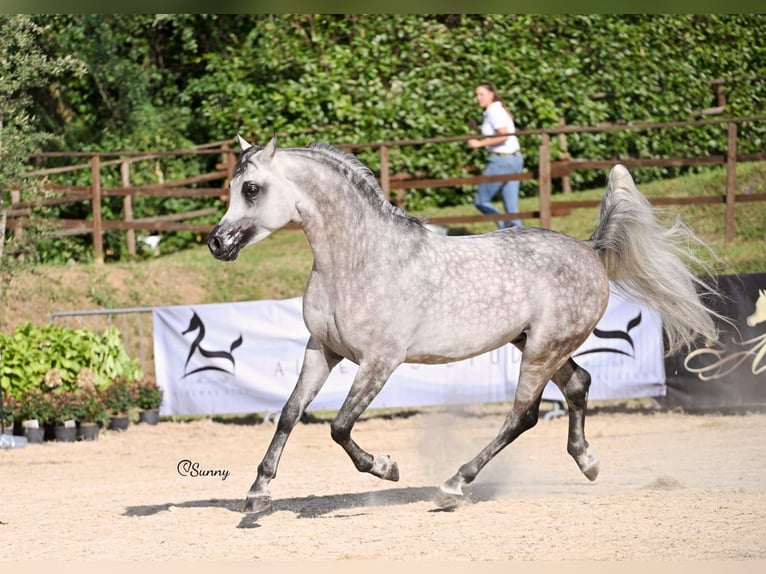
468, 82, 524, 228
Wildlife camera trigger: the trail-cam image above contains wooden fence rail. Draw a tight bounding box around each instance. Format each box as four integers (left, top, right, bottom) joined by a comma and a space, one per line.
7, 116, 766, 263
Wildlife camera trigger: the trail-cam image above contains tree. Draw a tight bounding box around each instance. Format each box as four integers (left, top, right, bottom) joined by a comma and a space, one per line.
0, 15, 84, 296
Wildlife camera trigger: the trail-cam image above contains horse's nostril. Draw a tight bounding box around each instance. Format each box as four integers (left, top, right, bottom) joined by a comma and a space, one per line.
207, 233, 223, 255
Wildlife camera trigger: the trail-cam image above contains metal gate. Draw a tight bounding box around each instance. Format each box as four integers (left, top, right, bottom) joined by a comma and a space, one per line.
49, 307, 155, 377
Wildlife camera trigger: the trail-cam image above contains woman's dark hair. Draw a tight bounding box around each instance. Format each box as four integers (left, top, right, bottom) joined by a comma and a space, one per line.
476, 81, 513, 118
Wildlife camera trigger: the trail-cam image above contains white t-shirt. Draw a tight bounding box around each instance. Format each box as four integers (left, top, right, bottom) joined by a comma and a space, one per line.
481, 101, 520, 154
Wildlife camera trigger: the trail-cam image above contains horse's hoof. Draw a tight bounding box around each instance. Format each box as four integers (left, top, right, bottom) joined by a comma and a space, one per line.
385, 461, 399, 482
578, 452, 600, 481
433, 486, 465, 510
372, 455, 400, 482
243, 494, 272, 514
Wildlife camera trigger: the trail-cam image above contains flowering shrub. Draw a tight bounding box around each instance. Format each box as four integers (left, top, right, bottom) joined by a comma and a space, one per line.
2, 367, 144, 432
11, 390, 55, 424
48, 390, 82, 425
76, 367, 97, 391
135, 378, 163, 410
77, 387, 108, 425
102, 377, 139, 415
43, 368, 63, 391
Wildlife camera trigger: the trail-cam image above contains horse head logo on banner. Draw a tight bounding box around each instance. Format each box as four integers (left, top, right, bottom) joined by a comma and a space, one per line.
684, 285, 766, 380
182, 311, 243, 377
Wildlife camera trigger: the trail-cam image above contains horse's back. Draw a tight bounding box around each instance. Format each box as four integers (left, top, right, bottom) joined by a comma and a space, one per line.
395, 226, 610, 363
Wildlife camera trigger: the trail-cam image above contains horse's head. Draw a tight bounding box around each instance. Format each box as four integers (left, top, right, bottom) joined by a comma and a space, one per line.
207, 134, 300, 261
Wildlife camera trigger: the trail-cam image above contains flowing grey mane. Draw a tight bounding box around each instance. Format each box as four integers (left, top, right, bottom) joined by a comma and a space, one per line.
235, 140, 422, 228
302, 142, 424, 227
232, 145, 263, 178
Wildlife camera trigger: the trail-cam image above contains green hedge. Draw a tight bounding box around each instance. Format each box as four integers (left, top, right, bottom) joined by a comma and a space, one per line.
10, 14, 766, 261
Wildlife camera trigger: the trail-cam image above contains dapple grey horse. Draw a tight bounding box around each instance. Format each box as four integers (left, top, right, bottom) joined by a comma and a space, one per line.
207, 135, 718, 513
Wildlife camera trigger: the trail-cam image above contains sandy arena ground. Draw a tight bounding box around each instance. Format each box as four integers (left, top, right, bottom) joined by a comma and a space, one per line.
1, 404, 765, 562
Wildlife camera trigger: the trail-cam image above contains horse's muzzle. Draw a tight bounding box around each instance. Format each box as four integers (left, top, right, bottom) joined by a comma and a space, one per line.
207, 225, 238, 261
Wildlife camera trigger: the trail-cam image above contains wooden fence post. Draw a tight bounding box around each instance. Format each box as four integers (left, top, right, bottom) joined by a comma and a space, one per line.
558, 117, 572, 194
91, 155, 104, 264
726, 122, 737, 245
379, 144, 396, 206
10, 189, 22, 243
121, 160, 136, 256
223, 144, 235, 203
538, 133, 552, 229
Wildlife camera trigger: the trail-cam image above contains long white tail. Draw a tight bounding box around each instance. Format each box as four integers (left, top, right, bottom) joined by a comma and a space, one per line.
589, 164, 719, 355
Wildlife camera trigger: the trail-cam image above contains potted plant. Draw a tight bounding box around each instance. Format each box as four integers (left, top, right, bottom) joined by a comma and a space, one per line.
103, 377, 138, 431
76, 387, 107, 441
135, 377, 163, 425
14, 391, 53, 443
49, 390, 80, 442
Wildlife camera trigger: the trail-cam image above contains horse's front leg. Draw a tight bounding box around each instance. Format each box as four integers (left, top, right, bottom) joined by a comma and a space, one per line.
244, 337, 341, 513
330, 356, 402, 482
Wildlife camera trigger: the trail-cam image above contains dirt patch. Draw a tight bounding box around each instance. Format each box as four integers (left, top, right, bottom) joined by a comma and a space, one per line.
0, 261, 207, 332
642, 475, 687, 490
2, 407, 765, 561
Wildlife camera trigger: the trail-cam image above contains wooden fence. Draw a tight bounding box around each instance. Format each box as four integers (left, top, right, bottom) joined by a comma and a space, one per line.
8, 116, 766, 263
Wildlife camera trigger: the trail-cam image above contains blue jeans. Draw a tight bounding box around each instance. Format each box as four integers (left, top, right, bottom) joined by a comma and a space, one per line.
473, 153, 524, 228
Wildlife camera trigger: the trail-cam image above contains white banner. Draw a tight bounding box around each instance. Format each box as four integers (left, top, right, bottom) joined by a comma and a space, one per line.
153, 286, 665, 416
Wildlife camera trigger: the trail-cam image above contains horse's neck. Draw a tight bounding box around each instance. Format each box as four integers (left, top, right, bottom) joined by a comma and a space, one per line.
303, 204, 386, 268
299, 184, 417, 277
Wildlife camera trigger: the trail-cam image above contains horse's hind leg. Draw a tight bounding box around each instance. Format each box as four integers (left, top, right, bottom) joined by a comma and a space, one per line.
435, 355, 551, 509
244, 337, 341, 513
551, 358, 599, 481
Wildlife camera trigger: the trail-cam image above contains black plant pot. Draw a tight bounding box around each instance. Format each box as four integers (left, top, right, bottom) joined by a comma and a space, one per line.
23, 425, 46, 444
55, 425, 77, 443
139, 409, 160, 425
108, 414, 130, 431
78, 422, 100, 441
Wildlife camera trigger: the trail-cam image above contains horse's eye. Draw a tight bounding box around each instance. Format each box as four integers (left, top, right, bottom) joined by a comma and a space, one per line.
242, 181, 261, 200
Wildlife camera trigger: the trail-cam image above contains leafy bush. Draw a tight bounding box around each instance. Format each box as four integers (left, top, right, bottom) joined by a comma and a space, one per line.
0, 322, 143, 399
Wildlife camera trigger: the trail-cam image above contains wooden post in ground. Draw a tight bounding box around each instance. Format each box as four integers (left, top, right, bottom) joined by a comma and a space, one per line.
223, 143, 235, 204
91, 155, 104, 264
726, 121, 737, 245
379, 145, 396, 207
538, 133, 552, 229
10, 188, 22, 245
121, 160, 135, 256
558, 117, 571, 194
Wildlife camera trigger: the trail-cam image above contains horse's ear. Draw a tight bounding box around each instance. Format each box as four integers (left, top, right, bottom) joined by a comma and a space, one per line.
263, 134, 278, 159
236, 134, 253, 151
